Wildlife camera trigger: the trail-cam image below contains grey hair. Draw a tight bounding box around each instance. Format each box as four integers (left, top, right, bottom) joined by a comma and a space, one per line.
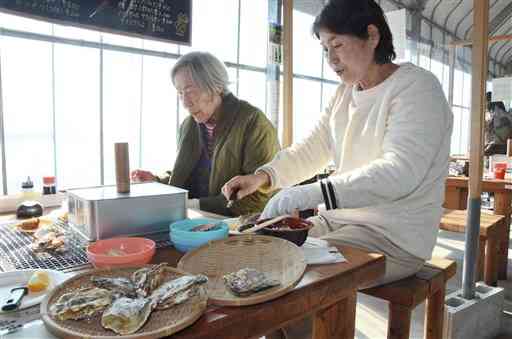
171, 51, 230, 96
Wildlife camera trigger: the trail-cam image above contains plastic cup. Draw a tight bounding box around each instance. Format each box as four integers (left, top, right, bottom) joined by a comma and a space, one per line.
494, 162, 507, 180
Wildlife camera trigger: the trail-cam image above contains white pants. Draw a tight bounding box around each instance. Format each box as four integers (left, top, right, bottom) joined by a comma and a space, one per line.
277, 216, 425, 339
308, 215, 425, 288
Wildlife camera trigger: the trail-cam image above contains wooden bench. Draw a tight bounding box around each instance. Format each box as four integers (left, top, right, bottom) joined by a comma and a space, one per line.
361, 258, 456, 339
440, 209, 505, 286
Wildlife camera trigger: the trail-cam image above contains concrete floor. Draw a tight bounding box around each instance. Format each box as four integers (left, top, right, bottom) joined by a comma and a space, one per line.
353, 229, 512, 339
265, 229, 512, 339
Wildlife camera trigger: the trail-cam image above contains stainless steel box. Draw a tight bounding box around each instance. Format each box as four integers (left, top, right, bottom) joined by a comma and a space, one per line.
67, 183, 187, 241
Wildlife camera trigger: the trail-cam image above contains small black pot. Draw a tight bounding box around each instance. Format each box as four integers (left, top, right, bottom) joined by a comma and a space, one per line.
16, 201, 43, 219
258, 217, 313, 246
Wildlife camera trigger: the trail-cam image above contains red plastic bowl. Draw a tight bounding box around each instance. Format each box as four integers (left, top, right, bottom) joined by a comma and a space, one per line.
87, 237, 156, 268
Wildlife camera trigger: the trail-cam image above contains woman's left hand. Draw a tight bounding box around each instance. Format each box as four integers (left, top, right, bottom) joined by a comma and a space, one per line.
260, 183, 324, 219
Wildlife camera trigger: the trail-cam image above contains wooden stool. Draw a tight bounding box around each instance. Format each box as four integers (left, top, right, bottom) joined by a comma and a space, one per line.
440, 209, 504, 286
361, 258, 456, 339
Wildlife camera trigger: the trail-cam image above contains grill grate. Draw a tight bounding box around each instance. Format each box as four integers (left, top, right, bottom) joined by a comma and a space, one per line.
0, 220, 90, 272
0, 220, 173, 272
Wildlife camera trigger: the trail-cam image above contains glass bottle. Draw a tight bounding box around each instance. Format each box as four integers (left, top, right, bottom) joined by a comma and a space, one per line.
20, 176, 37, 199
42, 176, 57, 195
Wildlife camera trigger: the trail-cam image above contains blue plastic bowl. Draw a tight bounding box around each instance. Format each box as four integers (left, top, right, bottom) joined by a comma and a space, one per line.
169, 218, 229, 252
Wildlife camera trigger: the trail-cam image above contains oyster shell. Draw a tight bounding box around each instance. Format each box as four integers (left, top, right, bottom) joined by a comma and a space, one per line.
50, 287, 112, 320
150, 274, 208, 310
91, 276, 137, 298
31, 229, 66, 254
223, 268, 280, 297
101, 297, 153, 335
132, 263, 168, 297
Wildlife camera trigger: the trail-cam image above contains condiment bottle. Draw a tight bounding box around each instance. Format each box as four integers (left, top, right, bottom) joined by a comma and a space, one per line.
20, 177, 38, 200
42, 176, 57, 195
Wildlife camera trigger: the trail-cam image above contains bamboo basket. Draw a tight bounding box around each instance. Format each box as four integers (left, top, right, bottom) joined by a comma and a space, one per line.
40, 266, 207, 339
178, 235, 306, 306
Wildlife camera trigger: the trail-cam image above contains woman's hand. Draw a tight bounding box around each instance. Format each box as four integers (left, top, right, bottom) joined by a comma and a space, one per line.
131, 169, 156, 183
222, 172, 270, 201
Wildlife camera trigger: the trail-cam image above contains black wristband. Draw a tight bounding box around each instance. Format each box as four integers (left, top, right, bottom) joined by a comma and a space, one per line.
326, 179, 338, 209
319, 180, 332, 210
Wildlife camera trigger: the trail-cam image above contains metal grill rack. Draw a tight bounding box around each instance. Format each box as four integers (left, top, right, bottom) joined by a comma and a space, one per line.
0, 220, 90, 272
0, 219, 174, 272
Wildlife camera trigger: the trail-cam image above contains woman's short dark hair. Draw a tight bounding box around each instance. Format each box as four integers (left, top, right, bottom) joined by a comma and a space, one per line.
313, 0, 396, 65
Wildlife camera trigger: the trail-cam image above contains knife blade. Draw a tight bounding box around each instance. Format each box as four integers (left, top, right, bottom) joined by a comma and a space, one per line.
226, 189, 239, 208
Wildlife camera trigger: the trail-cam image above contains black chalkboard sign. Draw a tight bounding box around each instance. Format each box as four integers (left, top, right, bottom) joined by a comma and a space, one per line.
0, 0, 191, 45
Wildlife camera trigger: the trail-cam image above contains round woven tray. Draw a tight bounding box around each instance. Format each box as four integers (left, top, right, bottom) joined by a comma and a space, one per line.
40, 266, 208, 339
177, 235, 307, 306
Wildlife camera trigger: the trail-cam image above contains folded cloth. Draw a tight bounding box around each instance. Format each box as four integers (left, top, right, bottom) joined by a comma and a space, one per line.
303, 237, 330, 248
302, 242, 346, 265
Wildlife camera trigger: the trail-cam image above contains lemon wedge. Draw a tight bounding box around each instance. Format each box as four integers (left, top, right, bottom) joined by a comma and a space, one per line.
27, 271, 50, 293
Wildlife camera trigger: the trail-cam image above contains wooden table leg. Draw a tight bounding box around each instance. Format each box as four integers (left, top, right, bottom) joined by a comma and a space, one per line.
312, 290, 357, 339
424, 286, 446, 339
493, 192, 511, 280
477, 237, 485, 282
444, 186, 467, 210
387, 303, 412, 339
485, 233, 499, 286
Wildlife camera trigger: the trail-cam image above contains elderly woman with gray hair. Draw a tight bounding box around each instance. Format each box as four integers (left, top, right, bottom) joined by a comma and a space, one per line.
132, 51, 279, 216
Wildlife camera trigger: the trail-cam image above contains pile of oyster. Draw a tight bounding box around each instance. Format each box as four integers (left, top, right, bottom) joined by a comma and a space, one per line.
49, 263, 208, 335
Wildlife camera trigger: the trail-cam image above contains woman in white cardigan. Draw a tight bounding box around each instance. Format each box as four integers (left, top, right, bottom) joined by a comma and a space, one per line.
223, 0, 453, 288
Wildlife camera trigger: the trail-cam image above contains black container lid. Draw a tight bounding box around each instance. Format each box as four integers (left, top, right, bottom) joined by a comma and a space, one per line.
21, 176, 34, 189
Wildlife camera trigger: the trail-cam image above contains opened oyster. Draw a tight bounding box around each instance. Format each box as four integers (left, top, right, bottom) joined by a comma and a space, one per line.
223, 268, 280, 297
32, 229, 66, 254
50, 287, 112, 320
101, 297, 153, 335
91, 276, 137, 298
132, 263, 168, 297
150, 274, 208, 310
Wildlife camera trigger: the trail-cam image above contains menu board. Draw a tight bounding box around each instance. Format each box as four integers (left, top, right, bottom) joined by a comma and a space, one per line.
0, 0, 191, 45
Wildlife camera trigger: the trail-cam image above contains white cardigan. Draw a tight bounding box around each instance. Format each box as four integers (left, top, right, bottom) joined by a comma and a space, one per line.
260, 63, 453, 259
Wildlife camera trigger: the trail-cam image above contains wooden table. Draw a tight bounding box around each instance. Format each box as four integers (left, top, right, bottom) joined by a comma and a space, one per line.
444, 176, 512, 279
440, 209, 504, 286
153, 245, 384, 339
0, 209, 386, 339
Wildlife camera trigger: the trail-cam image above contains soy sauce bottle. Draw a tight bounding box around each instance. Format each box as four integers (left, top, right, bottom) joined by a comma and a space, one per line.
42, 176, 57, 195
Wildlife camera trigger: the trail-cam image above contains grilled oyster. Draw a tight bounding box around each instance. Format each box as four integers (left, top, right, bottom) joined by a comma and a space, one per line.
132, 263, 168, 297
101, 297, 153, 335
49, 287, 113, 320
31, 230, 66, 253
150, 274, 208, 310
223, 268, 280, 297
91, 276, 137, 298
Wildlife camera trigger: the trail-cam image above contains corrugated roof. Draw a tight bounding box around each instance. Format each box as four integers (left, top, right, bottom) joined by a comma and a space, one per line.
294, 0, 512, 69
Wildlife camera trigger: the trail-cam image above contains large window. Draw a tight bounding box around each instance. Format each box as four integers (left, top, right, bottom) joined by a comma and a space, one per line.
1, 36, 53, 193
4, 4, 480, 196
0, 4, 338, 196
54, 44, 101, 189
450, 63, 472, 155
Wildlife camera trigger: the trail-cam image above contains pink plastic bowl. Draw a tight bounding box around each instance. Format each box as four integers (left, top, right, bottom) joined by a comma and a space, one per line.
87, 237, 156, 268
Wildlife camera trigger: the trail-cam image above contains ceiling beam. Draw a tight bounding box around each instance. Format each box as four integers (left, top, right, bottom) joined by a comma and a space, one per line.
489, 1, 512, 35
449, 33, 512, 47
383, 0, 508, 70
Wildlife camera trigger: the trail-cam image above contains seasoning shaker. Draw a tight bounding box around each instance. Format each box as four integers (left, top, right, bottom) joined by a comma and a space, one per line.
42, 176, 57, 195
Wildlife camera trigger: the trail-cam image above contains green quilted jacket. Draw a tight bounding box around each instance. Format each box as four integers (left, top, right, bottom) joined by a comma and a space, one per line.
157, 93, 280, 216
